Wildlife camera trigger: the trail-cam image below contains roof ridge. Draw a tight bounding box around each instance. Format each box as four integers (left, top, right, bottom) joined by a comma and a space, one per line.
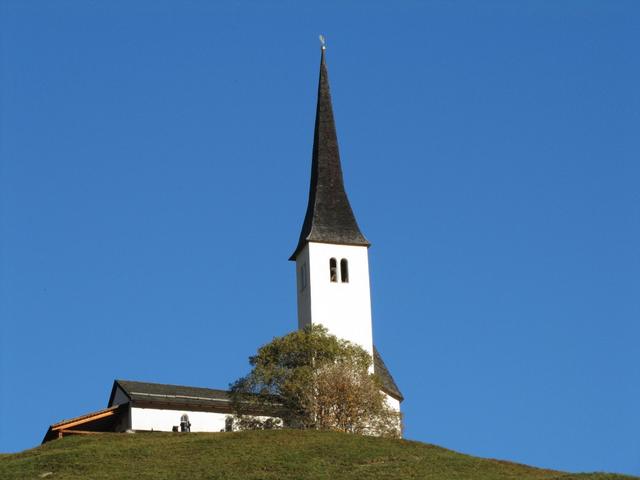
117, 379, 230, 394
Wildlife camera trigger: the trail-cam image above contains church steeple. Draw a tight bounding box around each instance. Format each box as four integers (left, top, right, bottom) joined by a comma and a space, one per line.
290, 46, 369, 261
291, 41, 375, 360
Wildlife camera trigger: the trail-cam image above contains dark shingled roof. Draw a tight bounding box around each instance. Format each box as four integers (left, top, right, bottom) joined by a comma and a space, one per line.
373, 346, 403, 401
109, 379, 231, 408
290, 48, 369, 260
109, 380, 284, 417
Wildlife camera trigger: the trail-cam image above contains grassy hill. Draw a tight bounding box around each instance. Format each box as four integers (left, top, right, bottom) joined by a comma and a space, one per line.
0, 430, 635, 480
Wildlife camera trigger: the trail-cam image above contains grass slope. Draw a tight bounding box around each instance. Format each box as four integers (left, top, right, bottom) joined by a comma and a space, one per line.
0, 430, 635, 480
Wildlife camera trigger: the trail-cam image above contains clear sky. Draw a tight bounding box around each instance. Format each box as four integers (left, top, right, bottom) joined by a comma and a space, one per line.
1, 0, 638, 475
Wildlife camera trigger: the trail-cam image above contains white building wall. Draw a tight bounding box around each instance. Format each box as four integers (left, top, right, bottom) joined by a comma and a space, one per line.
131, 407, 230, 432
383, 392, 401, 412
130, 407, 280, 433
295, 242, 373, 356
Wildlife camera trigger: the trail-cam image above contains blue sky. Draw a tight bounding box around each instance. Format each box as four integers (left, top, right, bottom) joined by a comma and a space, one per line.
1, 0, 639, 475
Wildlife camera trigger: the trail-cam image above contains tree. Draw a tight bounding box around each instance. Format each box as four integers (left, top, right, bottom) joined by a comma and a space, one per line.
230, 325, 401, 437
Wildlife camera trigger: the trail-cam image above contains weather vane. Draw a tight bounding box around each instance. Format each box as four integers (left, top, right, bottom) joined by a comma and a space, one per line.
319, 34, 326, 50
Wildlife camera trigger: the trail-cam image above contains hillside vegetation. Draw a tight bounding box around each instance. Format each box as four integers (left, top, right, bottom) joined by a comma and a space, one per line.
0, 430, 635, 480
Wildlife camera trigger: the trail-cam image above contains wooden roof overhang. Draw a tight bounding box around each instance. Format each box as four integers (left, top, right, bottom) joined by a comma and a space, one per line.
42, 404, 127, 443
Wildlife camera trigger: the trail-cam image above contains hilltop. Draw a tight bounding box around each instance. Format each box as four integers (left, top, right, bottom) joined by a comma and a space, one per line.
0, 430, 635, 480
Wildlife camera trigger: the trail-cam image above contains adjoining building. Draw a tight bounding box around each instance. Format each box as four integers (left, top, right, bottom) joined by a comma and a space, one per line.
42, 380, 278, 442
42, 44, 402, 443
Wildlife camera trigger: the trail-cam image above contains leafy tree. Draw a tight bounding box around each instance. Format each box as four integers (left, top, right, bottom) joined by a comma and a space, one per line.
230, 325, 401, 437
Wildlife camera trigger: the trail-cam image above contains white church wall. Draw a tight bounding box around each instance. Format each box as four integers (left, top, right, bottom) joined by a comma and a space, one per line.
383, 392, 401, 412
381, 392, 403, 436
130, 407, 281, 433
296, 242, 373, 356
130, 407, 229, 433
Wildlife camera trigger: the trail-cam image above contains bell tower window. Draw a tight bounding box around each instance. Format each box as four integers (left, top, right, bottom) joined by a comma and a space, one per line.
340, 259, 349, 283
330, 258, 338, 282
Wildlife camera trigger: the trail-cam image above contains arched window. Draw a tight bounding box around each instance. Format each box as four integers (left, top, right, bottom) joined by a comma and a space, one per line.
180, 414, 191, 432
329, 258, 338, 282
340, 259, 349, 283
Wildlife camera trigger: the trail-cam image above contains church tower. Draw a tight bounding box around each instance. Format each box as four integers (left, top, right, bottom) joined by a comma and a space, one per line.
290, 45, 373, 357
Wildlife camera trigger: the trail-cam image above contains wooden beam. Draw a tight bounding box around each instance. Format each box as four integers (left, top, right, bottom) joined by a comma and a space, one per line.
59, 430, 104, 436
52, 410, 116, 431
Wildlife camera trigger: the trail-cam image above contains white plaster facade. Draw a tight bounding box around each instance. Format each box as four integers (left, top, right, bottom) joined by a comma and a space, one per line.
295, 242, 373, 356
131, 407, 230, 433
383, 392, 401, 413
129, 407, 279, 433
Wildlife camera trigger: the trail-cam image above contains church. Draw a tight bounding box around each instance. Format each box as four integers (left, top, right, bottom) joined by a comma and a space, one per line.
42, 44, 403, 443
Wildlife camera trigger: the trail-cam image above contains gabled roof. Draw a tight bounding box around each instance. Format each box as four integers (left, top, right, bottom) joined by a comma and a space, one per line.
290, 48, 369, 260
373, 346, 403, 401
109, 379, 282, 417
109, 379, 231, 409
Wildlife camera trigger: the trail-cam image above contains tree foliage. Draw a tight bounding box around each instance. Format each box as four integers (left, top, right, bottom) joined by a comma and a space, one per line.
230, 325, 401, 437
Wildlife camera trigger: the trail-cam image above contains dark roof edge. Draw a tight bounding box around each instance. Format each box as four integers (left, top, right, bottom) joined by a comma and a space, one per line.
108, 379, 131, 407
114, 378, 230, 396
373, 346, 404, 402
380, 385, 404, 402
289, 238, 371, 262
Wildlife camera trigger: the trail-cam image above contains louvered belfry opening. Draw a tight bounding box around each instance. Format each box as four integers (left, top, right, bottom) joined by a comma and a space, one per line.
340, 258, 349, 283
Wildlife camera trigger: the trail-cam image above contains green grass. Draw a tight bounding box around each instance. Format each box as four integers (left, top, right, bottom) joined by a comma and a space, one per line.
0, 430, 635, 480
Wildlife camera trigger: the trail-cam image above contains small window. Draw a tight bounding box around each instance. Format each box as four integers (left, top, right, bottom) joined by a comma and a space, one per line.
330, 258, 338, 282
340, 259, 349, 283
180, 414, 191, 432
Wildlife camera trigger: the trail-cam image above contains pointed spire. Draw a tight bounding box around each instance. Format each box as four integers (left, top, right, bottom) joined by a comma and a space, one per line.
290, 44, 370, 260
